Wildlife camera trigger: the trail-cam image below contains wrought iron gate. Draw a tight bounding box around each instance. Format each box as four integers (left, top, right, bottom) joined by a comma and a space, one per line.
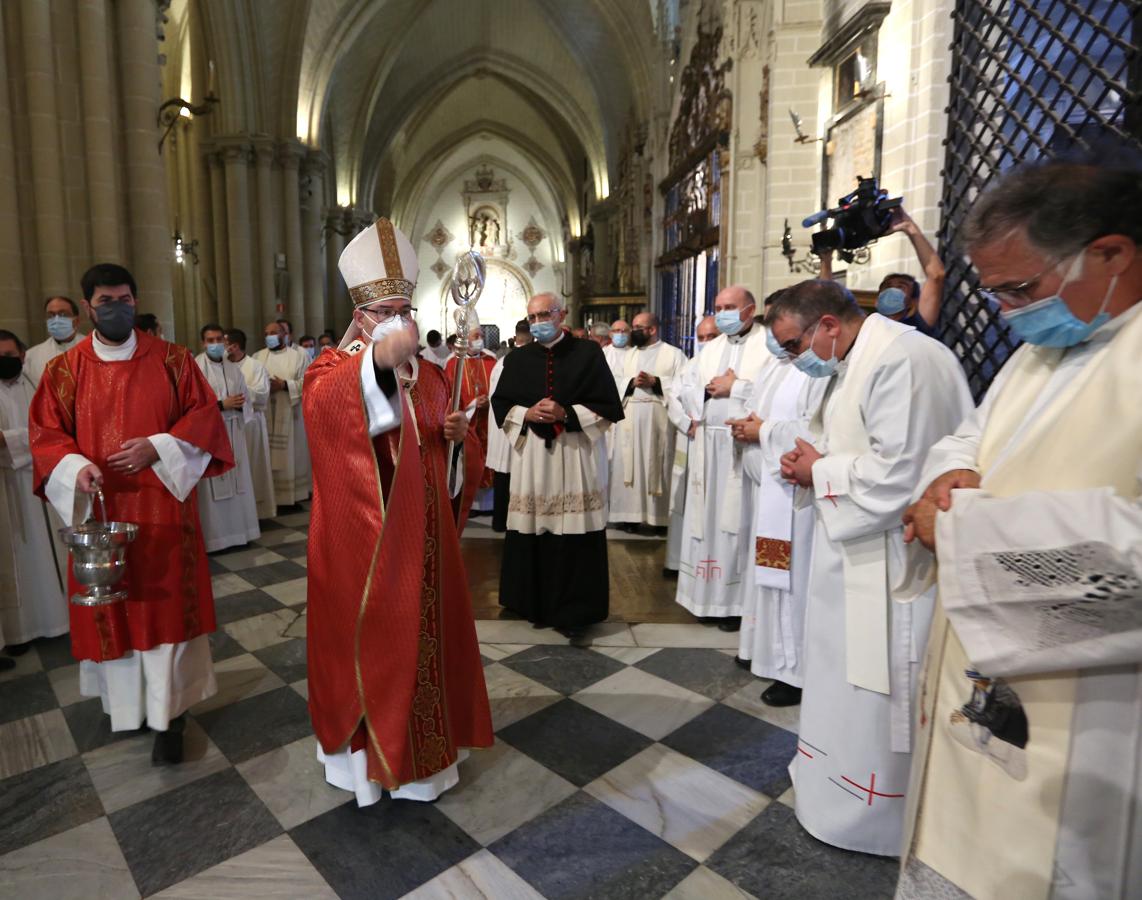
937, 0, 1141, 400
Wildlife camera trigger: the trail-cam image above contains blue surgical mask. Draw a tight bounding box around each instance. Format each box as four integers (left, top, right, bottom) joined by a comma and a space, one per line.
46, 315, 75, 341
715, 309, 745, 336
1001, 254, 1116, 348
205, 343, 226, 362
876, 287, 908, 317
265, 334, 282, 350
305, 346, 317, 360
530, 321, 559, 343
792, 321, 840, 378
611, 332, 629, 349
765, 328, 788, 359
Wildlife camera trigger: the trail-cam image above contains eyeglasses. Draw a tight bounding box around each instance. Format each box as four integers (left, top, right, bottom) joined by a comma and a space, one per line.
975, 261, 1060, 308
527, 309, 558, 323
364, 306, 417, 323
780, 318, 821, 357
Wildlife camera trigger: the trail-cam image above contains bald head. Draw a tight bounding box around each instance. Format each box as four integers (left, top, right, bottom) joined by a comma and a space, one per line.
714, 285, 756, 312
610, 319, 630, 335
695, 315, 718, 344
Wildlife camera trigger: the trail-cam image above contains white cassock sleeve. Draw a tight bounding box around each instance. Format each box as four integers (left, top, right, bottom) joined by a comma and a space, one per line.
936, 474, 1142, 678
359, 348, 401, 437
811, 352, 955, 543
665, 383, 692, 435
44, 435, 211, 527
238, 372, 254, 426
284, 355, 305, 405
729, 376, 754, 404
0, 422, 31, 470
247, 361, 271, 412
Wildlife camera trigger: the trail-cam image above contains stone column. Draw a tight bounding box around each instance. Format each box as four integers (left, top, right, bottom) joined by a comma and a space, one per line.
325, 208, 348, 325
78, 0, 123, 262
206, 150, 231, 328
115, 0, 175, 336
187, 125, 216, 327
0, 11, 27, 338
253, 140, 277, 326
301, 151, 328, 334
279, 142, 306, 335
221, 142, 257, 337
20, 0, 71, 304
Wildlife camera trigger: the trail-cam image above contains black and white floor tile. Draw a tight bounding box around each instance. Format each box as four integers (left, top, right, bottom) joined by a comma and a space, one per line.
0, 506, 898, 899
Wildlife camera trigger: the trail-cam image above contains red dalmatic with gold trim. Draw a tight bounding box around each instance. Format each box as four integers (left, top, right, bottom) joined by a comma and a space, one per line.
28, 332, 234, 662
444, 350, 496, 518
303, 350, 493, 791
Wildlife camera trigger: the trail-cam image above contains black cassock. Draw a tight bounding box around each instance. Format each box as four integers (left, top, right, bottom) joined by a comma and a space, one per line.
491, 333, 624, 628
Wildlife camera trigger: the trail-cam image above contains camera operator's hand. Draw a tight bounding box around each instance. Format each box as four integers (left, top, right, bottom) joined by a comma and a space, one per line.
817, 248, 834, 281
889, 207, 918, 236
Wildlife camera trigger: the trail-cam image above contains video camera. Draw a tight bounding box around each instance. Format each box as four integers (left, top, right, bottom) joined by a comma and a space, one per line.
802, 176, 902, 263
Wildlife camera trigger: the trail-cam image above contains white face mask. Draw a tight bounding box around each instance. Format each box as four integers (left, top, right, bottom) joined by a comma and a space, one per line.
469, 339, 484, 353
360, 310, 406, 342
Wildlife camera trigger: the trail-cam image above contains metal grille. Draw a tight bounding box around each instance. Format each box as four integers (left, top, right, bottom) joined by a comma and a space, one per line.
937, 0, 1141, 400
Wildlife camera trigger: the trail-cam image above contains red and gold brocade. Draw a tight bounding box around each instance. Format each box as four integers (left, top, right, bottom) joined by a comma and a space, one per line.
303, 350, 492, 791
444, 352, 496, 519
28, 332, 234, 662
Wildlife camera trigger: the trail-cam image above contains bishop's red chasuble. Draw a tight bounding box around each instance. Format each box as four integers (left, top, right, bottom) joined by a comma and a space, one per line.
29, 331, 233, 662
445, 352, 496, 517
303, 350, 493, 790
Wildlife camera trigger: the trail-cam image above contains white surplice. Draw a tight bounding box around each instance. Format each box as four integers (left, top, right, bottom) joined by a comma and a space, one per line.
194, 354, 260, 552
0, 370, 68, 644
42, 331, 218, 732
253, 344, 311, 505
485, 356, 511, 475
897, 304, 1142, 900
609, 341, 688, 526
789, 315, 973, 856
236, 354, 277, 519
24, 332, 82, 386
664, 353, 705, 571
317, 344, 465, 803
737, 359, 827, 685
675, 323, 773, 617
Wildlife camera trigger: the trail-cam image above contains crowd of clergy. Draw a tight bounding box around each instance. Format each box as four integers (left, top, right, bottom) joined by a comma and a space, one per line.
1, 157, 1138, 899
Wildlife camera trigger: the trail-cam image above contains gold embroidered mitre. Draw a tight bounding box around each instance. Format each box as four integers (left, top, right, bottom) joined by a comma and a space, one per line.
338, 217, 419, 308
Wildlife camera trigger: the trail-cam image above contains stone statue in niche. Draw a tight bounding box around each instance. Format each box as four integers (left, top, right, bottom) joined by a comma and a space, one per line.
469, 206, 502, 251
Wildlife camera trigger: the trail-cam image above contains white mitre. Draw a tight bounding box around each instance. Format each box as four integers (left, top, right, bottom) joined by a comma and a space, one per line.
337, 217, 419, 351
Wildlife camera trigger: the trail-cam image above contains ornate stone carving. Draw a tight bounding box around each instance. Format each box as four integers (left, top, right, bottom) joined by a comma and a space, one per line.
754, 64, 770, 161
523, 256, 544, 277
668, 21, 733, 170
430, 258, 450, 280
423, 220, 454, 252
518, 217, 546, 250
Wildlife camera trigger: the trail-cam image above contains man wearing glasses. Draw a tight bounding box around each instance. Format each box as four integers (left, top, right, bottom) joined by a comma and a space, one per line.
303, 218, 492, 806
768, 278, 972, 856
492, 293, 624, 641
897, 159, 1142, 899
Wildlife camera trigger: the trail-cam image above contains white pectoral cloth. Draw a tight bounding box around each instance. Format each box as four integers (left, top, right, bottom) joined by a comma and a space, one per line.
237, 354, 278, 518
492, 333, 624, 628
737, 358, 829, 685
898, 303, 1142, 900
609, 341, 688, 526
194, 354, 260, 551
253, 344, 311, 505
788, 314, 973, 857
0, 369, 68, 644
664, 352, 705, 571
675, 324, 773, 618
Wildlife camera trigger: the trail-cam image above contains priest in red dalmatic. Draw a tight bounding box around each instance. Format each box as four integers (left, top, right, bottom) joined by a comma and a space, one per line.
29, 263, 233, 764
444, 322, 498, 523
304, 218, 492, 804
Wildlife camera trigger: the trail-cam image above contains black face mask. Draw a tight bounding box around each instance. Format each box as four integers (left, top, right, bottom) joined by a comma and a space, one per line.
93, 301, 136, 343
630, 331, 649, 348
0, 357, 23, 381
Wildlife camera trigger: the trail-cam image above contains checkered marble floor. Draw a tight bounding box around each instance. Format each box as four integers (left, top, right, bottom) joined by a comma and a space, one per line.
0, 507, 898, 900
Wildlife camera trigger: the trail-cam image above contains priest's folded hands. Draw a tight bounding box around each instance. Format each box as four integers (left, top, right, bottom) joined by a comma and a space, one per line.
780, 437, 821, 487
902, 467, 982, 550
726, 412, 763, 443
525, 397, 566, 424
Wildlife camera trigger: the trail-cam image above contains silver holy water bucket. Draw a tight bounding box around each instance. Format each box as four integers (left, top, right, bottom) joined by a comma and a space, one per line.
58, 490, 138, 607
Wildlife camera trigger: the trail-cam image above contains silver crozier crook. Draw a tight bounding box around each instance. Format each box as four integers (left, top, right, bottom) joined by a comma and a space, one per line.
445, 250, 486, 498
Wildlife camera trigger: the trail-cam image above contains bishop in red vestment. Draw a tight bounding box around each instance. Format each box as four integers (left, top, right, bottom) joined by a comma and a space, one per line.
29, 263, 232, 763
444, 326, 497, 523
305, 218, 492, 804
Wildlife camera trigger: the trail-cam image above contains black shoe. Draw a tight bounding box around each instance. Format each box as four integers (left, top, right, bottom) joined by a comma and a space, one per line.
716, 617, 742, 633
698, 616, 721, 625
651, 525, 668, 537
662, 567, 679, 580
3, 642, 31, 656
761, 681, 802, 707
734, 656, 751, 671
554, 625, 586, 641
151, 714, 187, 765
0, 657, 15, 672
616, 523, 638, 533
